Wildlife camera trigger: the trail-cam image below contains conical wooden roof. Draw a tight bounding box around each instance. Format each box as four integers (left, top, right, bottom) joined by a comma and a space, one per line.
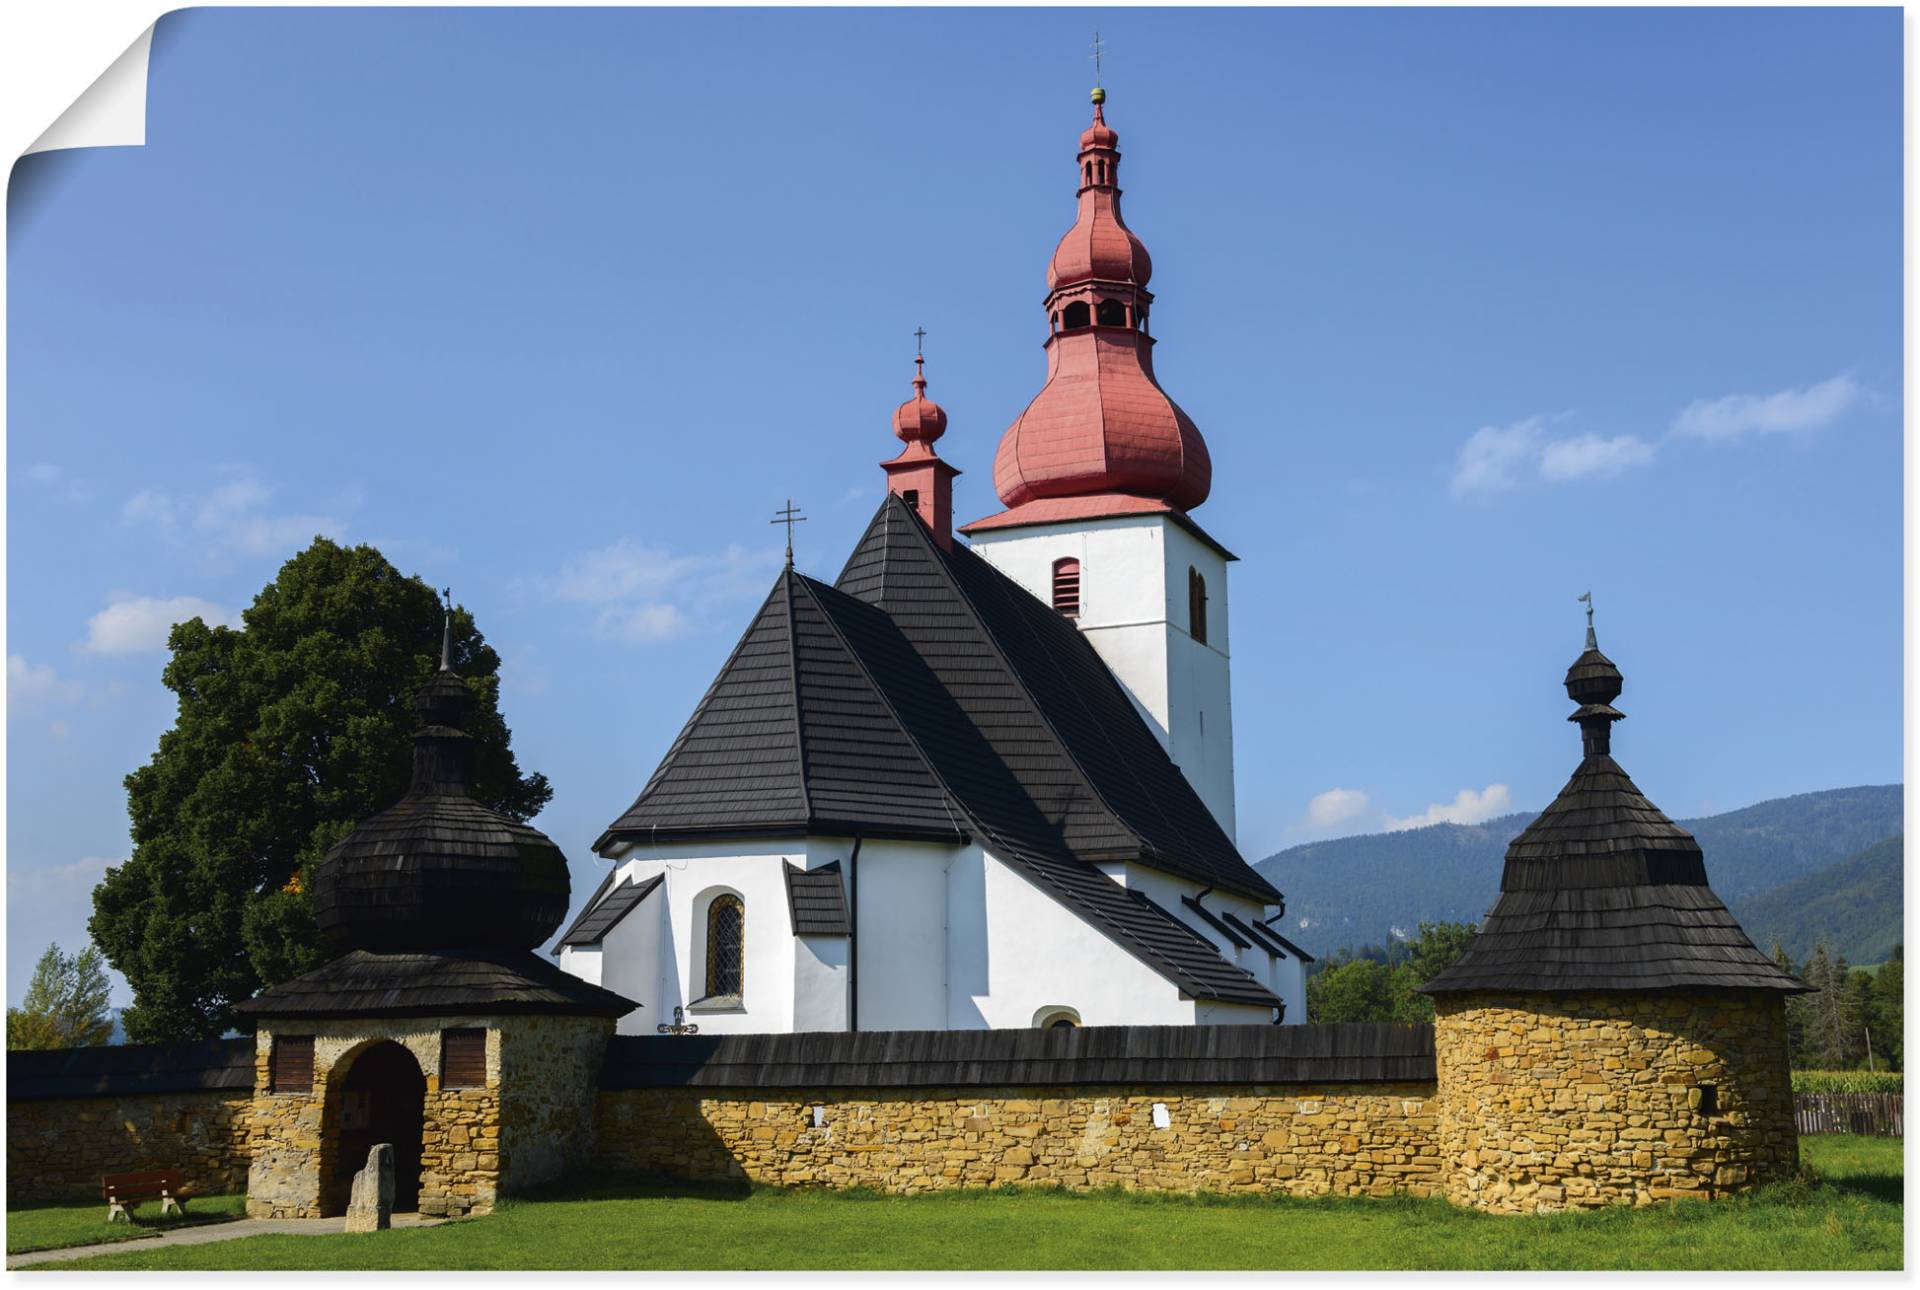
1422, 628, 1808, 995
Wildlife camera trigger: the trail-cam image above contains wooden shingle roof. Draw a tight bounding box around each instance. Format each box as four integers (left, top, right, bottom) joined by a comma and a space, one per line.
601, 1022, 1434, 1089
783, 860, 851, 936
234, 947, 639, 1018
8, 1039, 254, 1101
1422, 632, 1808, 997
591, 495, 1283, 1010
552, 873, 663, 951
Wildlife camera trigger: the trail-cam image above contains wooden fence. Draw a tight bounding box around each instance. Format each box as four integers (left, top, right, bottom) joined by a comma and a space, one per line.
1794, 1092, 1903, 1136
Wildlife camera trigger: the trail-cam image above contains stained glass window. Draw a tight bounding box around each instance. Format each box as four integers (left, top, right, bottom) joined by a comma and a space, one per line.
705, 894, 744, 999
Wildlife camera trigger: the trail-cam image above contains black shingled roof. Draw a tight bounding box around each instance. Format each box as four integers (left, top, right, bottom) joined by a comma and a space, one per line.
8, 1038, 254, 1101
552, 873, 663, 952
235, 948, 640, 1018
1422, 638, 1808, 997
592, 496, 1284, 1010
784, 860, 850, 936
601, 1022, 1433, 1089
594, 569, 966, 850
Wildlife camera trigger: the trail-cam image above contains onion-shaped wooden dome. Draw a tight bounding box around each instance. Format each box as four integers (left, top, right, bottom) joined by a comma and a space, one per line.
309, 616, 570, 953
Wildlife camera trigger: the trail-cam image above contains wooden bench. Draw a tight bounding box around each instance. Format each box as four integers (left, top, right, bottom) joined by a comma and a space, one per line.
102, 1170, 184, 1223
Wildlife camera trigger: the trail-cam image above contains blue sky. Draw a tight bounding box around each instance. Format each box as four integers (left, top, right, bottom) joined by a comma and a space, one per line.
7, 7, 1901, 1004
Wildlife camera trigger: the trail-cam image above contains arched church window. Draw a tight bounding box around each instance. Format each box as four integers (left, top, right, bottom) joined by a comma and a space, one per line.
705, 894, 744, 1000
1061, 301, 1091, 330
1084, 160, 1093, 187
1096, 298, 1127, 327
1033, 1006, 1081, 1029
1188, 567, 1208, 644
1052, 558, 1081, 619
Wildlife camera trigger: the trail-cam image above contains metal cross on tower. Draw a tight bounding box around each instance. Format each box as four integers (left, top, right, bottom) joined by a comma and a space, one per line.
771, 499, 808, 568
439, 587, 453, 670
1090, 30, 1105, 83
913, 326, 927, 357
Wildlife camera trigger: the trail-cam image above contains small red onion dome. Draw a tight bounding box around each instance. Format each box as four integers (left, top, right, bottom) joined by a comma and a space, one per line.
1049, 92, 1151, 290
893, 354, 948, 444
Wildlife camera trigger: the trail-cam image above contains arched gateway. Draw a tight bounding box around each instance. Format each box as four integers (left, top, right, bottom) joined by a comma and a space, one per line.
235, 601, 637, 1219
325, 1041, 426, 1214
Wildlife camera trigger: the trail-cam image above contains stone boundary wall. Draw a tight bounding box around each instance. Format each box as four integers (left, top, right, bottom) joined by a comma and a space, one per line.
595, 1083, 1443, 1196
7, 1090, 253, 1201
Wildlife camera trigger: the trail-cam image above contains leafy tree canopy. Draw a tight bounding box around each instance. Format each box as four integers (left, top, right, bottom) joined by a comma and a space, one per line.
8, 943, 114, 1050
1306, 921, 1476, 1024
89, 538, 550, 1042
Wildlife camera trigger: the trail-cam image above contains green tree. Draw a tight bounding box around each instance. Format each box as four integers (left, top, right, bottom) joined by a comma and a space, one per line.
1798, 943, 1860, 1069
89, 539, 550, 1042
1775, 943, 1811, 1065
1870, 946, 1903, 1070
7, 943, 115, 1050
1307, 956, 1395, 1023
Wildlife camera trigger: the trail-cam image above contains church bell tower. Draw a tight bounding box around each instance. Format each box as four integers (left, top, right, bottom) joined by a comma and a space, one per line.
961, 86, 1238, 840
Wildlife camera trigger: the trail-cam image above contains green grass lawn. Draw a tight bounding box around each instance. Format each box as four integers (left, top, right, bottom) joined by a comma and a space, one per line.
27, 1137, 1900, 1271
7, 1193, 247, 1255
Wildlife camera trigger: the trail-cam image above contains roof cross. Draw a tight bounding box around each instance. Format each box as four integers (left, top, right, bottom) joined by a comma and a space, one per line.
771, 499, 808, 569
439, 587, 453, 671
1090, 30, 1105, 83
1579, 590, 1596, 649
913, 326, 926, 357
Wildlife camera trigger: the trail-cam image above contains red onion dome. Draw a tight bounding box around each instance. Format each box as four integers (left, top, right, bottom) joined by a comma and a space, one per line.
992, 337, 1211, 511
1049, 94, 1151, 290
893, 354, 948, 444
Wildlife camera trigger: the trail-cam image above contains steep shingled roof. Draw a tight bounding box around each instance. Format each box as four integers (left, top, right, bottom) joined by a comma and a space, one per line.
594, 569, 965, 850
589, 495, 1282, 1009
1422, 631, 1808, 997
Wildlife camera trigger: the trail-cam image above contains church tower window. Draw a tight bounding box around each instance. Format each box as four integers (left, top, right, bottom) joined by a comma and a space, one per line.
1052, 558, 1082, 618
1061, 300, 1091, 330
1096, 298, 1127, 327
704, 894, 744, 1000
1188, 567, 1208, 644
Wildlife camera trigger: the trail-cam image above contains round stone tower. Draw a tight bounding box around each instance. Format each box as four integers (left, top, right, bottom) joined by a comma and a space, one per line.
1421, 608, 1808, 1213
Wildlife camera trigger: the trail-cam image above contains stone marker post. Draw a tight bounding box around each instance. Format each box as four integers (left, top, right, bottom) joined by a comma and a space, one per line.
345, 1142, 394, 1232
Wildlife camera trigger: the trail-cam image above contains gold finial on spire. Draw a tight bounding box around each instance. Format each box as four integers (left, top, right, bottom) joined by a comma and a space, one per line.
1090, 31, 1106, 102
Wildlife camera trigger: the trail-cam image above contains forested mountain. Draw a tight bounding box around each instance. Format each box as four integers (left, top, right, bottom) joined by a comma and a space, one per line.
1736, 835, 1904, 966
1257, 784, 1903, 958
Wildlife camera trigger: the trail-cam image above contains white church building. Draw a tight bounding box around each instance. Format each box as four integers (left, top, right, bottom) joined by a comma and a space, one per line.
555, 88, 1311, 1033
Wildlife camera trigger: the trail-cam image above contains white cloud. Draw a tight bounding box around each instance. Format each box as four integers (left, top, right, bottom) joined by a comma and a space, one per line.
1672, 372, 1862, 441
80, 595, 240, 655
22, 462, 96, 503
1449, 417, 1544, 499
8, 654, 85, 709
1539, 433, 1656, 482
1386, 783, 1513, 832
541, 539, 778, 645
1306, 787, 1371, 830
123, 471, 345, 561
1451, 414, 1656, 498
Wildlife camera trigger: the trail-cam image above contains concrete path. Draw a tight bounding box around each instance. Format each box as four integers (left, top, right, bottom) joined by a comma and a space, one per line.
8, 1213, 446, 1268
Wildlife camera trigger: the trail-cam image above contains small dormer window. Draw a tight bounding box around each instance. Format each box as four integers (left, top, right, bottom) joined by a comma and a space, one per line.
901, 488, 920, 509
1052, 558, 1081, 619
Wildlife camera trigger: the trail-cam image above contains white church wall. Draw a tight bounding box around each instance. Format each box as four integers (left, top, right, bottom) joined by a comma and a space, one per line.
1115, 861, 1290, 1025
967, 514, 1238, 839
850, 838, 954, 1029
600, 886, 666, 1036
971, 850, 1198, 1027
792, 935, 850, 1032
557, 943, 602, 987
590, 838, 817, 1036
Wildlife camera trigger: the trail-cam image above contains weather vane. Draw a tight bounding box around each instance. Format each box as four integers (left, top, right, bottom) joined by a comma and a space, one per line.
1578, 590, 1593, 629
771, 499, 808, 568
1091, 30, 1105, 83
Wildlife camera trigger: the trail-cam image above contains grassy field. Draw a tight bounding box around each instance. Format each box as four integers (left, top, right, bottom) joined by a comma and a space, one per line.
7, 1193, 247, 1255
27, 1137, 1900, 1271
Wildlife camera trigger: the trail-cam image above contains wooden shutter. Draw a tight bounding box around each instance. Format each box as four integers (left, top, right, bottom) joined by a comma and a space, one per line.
271, 1035, 313, 1093
441, 1028, 487, 1089
1052, 558, 1081, 619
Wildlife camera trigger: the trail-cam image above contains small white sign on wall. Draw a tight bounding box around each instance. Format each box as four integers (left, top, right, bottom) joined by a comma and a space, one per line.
1151, 1102, 1171, 1129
